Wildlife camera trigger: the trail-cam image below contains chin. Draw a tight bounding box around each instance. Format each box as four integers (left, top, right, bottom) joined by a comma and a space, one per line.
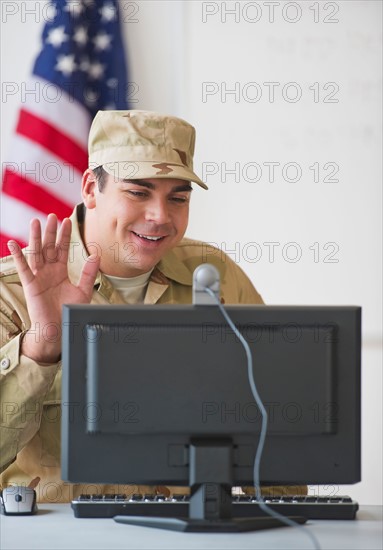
127, 260, 156, 276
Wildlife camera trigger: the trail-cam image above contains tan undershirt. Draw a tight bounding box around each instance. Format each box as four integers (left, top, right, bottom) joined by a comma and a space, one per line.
104, 270, 153, 304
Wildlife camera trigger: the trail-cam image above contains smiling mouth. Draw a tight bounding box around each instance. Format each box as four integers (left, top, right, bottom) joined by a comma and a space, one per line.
132, 232, 166, 242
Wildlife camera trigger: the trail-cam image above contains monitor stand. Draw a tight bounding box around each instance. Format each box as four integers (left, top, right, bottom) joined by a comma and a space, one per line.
114, 439, 307, 532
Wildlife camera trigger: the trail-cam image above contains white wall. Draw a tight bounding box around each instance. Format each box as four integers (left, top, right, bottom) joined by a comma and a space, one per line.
1, 0, 382, 505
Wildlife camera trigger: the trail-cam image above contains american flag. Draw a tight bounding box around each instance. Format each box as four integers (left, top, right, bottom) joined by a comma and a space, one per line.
1, 0, 129, 255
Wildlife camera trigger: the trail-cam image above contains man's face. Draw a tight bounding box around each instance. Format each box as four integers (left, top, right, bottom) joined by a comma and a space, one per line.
82, 171, 192, 277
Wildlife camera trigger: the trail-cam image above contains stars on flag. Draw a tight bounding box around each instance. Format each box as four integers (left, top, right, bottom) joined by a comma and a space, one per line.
46, 26, 68, 47
88, 61, 105, 80
55, 54, 77, 76
100, 2, 117, 22
93, 32, 112, 51
73, 26, 88, 47
44, 1, 115, 80
35, 0, 129, 115
63, 0, 84, 17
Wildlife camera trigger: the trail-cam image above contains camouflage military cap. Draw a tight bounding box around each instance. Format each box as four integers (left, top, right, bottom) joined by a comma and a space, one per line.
88, 110, 208, 189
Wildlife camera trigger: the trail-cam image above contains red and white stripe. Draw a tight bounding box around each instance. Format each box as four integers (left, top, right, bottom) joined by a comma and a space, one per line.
0, 76, 91, 256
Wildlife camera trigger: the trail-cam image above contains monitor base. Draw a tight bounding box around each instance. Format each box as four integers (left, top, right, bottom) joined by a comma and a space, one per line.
114, 515, 307, 532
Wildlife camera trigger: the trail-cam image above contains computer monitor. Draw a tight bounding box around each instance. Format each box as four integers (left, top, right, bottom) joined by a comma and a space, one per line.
61, 303, 361, 530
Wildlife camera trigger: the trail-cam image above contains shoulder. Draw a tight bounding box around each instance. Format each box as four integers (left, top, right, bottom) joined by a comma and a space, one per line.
172, 238, 264, 304
169, 237, 235, 277
172, 237, 226, 263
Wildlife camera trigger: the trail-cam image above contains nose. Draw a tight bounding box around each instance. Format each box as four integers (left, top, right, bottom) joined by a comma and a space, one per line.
144, 198, 171, 225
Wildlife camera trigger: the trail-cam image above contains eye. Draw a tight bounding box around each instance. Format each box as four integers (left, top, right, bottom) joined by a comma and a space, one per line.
127, 190, 148, 198
170, 195, 189, 204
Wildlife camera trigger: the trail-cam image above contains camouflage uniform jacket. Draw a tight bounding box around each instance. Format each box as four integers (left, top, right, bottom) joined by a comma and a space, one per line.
0, 204, 268, 502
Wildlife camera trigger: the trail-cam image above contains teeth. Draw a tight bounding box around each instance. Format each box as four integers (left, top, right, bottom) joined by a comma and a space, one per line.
136, 233, 162, 241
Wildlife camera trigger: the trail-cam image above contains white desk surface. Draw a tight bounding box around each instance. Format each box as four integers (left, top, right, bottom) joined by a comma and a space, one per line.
1, 504, 382, 550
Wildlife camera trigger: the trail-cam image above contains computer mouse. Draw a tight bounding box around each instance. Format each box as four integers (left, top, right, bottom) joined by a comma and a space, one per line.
0, 486, 38, 515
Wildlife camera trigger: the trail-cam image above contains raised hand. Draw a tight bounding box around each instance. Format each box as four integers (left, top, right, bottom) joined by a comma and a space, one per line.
8, 214, 100, 364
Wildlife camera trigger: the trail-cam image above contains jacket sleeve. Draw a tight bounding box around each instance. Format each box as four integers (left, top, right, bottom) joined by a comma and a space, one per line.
0, 293, 60, 474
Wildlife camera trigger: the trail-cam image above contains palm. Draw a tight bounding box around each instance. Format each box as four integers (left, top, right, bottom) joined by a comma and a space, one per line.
23, 264, 92, 325
8, 215, 100, 361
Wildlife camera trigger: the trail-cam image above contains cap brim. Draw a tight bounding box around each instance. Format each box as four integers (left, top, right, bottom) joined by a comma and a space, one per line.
102, 161, 208, 190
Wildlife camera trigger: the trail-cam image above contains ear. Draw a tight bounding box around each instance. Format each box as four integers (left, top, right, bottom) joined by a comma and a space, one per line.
82, 169, 97, 209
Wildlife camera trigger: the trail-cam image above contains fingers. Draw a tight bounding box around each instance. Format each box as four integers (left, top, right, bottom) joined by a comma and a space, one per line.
7, 240, 35, 287
28, 477, 41, 490
56, 218, 72, 265
42, 213, 58, 248
42, 214, 58, 262
26, 214, 71, 266
28, 218, 42, 272
78, 254, 100, 300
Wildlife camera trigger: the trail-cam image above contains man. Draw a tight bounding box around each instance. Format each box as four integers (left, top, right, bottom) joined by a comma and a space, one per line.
0, 110, 301, 502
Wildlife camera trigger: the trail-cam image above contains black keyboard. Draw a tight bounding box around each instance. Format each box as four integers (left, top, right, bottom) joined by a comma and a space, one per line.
71, 494, 359, 520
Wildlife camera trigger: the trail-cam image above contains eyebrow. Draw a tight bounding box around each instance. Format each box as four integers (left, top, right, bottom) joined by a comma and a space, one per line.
122, 179, 193, 193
